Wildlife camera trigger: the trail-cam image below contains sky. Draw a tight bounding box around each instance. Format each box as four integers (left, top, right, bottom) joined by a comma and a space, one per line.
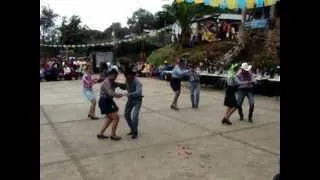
40, 0, 172, 31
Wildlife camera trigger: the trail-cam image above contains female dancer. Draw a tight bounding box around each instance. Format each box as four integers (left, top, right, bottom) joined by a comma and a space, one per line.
82, 65, 99, 120
170, 58, 187, 110
97, 69, 123, 141
222, 64, 239, 125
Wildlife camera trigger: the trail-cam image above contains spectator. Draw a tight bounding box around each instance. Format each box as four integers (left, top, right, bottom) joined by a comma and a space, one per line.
63, 64, 72, 80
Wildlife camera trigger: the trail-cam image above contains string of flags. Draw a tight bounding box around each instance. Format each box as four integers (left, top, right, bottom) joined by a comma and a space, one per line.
176, 0, 278, 9
40, 26, 172, 48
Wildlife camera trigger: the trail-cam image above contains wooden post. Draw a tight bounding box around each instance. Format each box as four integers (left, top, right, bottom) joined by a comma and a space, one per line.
65, 46, 69, 62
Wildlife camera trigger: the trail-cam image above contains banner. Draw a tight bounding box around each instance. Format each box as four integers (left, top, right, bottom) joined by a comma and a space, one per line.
246, 19, 268, 29
176, 0, 277, 9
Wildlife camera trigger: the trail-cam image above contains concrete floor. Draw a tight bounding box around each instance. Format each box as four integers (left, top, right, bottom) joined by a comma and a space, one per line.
40, 75, 280, 180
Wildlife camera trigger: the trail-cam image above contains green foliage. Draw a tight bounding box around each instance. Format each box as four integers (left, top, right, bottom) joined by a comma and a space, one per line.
40, 6, 59, 43
188, 51, 205, 64
147, 45, 176, 66
116, 40, 161, 59
127, 8, 156, 35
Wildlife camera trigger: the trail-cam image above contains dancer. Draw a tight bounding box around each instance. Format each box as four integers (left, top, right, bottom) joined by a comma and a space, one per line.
170, 58, 187, 110
119, 68, 143, 139
222, 64, 239, 125
97, 69, 123, 141
188, 64, 201, 108
82, 65, 99, 120
236, 62, 256, 122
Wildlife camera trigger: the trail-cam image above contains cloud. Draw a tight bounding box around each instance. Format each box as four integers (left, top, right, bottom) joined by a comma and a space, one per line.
40, 0, 172, 31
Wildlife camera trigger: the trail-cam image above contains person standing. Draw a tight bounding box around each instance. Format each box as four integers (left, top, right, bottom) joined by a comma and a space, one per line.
119, 68, 143, 139
97, 69, 123, 141
170, 58, 187, 110
82, 65, 99, 120
188, 65, 201, 108
222, 64, 239, 125
236, 63, 256, 122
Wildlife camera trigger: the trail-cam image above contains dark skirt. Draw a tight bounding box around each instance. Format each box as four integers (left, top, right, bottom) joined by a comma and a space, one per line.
224, 86, 238, 108
98, 97, 119, 115
170, 78, 181, 92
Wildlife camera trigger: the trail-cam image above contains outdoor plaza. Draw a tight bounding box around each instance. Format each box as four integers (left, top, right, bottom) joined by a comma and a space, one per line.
40, 75, 279, 180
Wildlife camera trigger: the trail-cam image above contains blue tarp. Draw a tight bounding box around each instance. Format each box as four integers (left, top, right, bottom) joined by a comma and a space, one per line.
246, 19, 268, 29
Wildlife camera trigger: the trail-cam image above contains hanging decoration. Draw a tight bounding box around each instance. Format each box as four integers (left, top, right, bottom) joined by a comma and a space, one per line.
176, 0, 277, 9
40, 26, 171, 48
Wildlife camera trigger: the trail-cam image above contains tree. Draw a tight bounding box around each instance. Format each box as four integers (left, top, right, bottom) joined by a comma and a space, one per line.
163, 2, 198, 46
103, 22, 130, 41
40, 6, 59, 43
127, 8, 156, 35
154, 10, 176, 29
58, 15, 91, 44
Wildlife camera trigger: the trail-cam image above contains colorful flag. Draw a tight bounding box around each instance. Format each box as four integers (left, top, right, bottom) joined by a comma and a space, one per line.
264, 0, 275, 6
219, 0, 227, 9
204, 0, 210, 5
256, 0, 264, 7
246, 0, 255, 8
195, 0, 204, 3
210, 0, 221, 7
237, 0, 246, 9
226, 0, 238, 9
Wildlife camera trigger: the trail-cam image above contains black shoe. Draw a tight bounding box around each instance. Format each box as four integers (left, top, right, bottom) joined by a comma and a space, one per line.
171, 105, 179, 111
131, 133, 138, 139
110, 136, 122, 141
127, 132, 134, 136
221, 118, 232, 125
88, 115, 99, 120
239, 116, 244, 121
248, 118, 253, 123
97, 134, 108, 139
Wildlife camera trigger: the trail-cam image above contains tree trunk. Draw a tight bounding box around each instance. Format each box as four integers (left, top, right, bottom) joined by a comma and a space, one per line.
218, 8, 247, 67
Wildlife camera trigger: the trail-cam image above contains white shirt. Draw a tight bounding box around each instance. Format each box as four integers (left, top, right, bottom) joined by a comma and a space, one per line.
64, 67, 71, 74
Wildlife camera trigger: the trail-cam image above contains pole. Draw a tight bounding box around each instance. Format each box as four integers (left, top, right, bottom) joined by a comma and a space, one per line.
65, 46, 69, 63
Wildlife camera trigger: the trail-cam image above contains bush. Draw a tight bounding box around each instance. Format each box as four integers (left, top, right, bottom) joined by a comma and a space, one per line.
147, 45, 176, 66
189, 51, 205, 64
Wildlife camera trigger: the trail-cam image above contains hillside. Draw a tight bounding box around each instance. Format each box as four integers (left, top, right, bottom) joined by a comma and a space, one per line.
147, 41, 236, 66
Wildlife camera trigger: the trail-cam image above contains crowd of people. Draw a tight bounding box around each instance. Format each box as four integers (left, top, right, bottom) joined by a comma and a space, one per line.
40, 57, 89, 81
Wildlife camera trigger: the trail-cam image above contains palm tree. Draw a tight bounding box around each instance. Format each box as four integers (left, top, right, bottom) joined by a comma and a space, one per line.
162, 2, 198, 47
163, 2, 219, 47
40, 6, 59, 43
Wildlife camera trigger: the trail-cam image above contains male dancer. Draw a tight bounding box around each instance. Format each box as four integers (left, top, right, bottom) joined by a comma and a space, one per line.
119, 68, 143, 139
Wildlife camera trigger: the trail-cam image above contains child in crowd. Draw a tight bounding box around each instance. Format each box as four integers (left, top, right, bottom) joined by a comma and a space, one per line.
222, 64, 239, 125
188, 64, 201, 108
